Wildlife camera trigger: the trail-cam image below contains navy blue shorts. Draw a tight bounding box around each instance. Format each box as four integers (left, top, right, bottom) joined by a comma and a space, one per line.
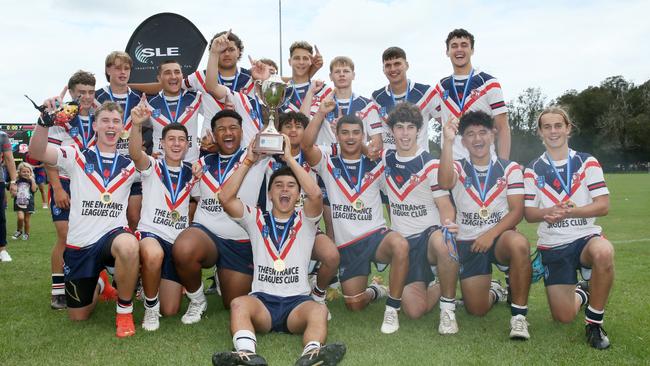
130, 181, 142, 196
49, 178, 70, 222
34, 168, 47, 185
404, 226, 439, 285
251, 292, 313, 333
338, 228, 389, 282
63, 227, 131, 308
138, 231, 180, 283
190, 222, 254, 275
540, 234, 599, 286
457, 234, 508, 280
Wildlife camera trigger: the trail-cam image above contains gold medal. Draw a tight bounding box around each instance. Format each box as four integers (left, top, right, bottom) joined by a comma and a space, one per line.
170, 210, 181, 222
273, 259, 286, 272
214, 191, 220, 203
353, 198, 364, 211
100, 192, 112, 204
120, 130, 130, 140
565, 200, 576, 209
478, 206, 490, 220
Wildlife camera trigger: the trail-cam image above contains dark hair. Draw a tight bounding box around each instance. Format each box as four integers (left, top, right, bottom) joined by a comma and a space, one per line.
445, 28, 475, 50
336, 115, 364, 134
162, 123, 188, 139
157, 59, 181, 75
259, 58, 279, 72
279, 112, 308, 130
382, 46, 406, 62
459, 111, 493, 135
386, 102, 423, 130
68, 70, 96, 90
210, 109, 243, 130
290, 41, 313, 56
268, 166, 300, 192
209, 30, 244, 60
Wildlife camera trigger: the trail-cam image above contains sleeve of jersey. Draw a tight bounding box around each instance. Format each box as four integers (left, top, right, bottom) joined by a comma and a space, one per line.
183, 71, 204, 93
583, 157, 609, 197
47, 126, 66, 146
486, 79, 507, 116
420, 86, 440, 121
56, 146, 75, 173
362, 102, 383, 136
506, 163, 525, 195
430, 165, 449, 198
523, 167, 540, 207
311, 146, 328, 176
231, 204, 256, 230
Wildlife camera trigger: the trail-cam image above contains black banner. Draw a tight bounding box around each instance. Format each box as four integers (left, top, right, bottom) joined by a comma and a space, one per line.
125, 12, 207, 83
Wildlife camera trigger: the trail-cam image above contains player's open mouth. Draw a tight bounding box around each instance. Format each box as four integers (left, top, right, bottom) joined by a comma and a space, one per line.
279, 194, 290, 204
105, 131, 117, 139
222, 137, 235, 149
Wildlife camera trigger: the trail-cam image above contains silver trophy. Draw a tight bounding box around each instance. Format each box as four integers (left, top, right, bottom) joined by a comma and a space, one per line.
253, 74, 287, 154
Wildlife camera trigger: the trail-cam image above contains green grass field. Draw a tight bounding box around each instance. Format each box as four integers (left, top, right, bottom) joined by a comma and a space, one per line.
1, 174, 649, 365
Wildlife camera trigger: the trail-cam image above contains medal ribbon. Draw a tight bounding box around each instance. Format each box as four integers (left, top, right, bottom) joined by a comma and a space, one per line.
161, 160, 184, 209
218, 149, 241, 185
218, 70, 240, 92
268, 212, 296, 251
442, 227, 459, 262
450, 69, 475, 112
337, 156, 364, 201
389, 81, 410, 107
108, 87, 130, 125
468, 159, 494, 206
258, 210, 302, 262
161, 92, 183, 123
76, 115, 91, 149
545, 150, 572, 199
334, 94, 354, 116
94, 148, 120, 188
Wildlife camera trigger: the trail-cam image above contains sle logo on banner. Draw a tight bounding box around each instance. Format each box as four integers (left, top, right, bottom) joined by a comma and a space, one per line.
135, 43, 181, 64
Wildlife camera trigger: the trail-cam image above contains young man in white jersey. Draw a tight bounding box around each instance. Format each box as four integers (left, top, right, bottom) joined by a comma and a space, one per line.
146, 60, 219, 163
436, 29, 510, 160
524, 107, 613, 350
95, 51, 144, 231
285, 41, 333, 116
29, 101, 140, 338
42, 71, 116, 310
371, 47, 438, 152
301, 100, 410, 334
213, 137, 345, 366
380, 103, 462, 333
439, 110, 532, 339
172, 109, 269, 323
128, 104, 195, 331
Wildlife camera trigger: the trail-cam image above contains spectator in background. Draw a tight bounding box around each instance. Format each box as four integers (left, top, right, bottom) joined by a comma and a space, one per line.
11, 162, 37, 241
0, 130, 18, 262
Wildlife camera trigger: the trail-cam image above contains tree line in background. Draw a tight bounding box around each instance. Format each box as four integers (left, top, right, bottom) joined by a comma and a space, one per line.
507, 76, 650, 171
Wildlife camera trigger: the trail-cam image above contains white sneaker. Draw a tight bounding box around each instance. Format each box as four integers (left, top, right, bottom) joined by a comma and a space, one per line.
21, 234, 29, 241
0, 250, 12, 262
181, 300, 207, 324
380, 307, 399, 334
509, 314, 530, 340
490, 279, 507, 303
368, 280, 388, 302
438, 308, 458, 335
142, 305, 161, 331
11, 231, 21, 240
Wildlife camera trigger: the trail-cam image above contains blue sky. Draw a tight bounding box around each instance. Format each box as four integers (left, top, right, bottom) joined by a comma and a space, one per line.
1, 0, 649, 122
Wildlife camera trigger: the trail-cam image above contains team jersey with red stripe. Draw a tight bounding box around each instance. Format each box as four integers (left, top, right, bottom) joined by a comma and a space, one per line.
382, 149, 448, 237
191, 150, 269, 240
450, 157, 524, 241
56, 146, 136, 247
229, 90, 267, 147
235, 205, 320, 297
46, 115, 95, 178
184, 67, 255, 96
147, 90, 217, 163
283, 81, 334, 117
436, 69, 507, 160
137, 156, 196, 243
312, 146, 386, 247
317, 94, 383, 145
524, 150, 609, 248
94, 86, 142, 155
372, 80, 439, 152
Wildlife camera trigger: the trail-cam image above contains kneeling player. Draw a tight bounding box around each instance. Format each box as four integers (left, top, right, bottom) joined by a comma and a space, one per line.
213, 137, 346, 366
129, 104, 195, 330
439, 111, 532, 339
29, 101, 140, 338
524, 107, 613, 349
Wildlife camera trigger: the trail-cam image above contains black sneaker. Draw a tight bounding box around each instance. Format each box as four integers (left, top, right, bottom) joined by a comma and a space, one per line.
51, 294, 67, 310
205, 275, 219, 295
577, 280, 590, 295
294, 343, 346, 366
586, 323, 610, 350
212, 350, 267, 366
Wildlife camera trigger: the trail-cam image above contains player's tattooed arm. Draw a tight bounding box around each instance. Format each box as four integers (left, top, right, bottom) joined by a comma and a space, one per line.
205, 30, 233, 101
220, 139, 259, 219
129, 100, 152, 171
301, 94, 335, 167
438, 115, 459, 190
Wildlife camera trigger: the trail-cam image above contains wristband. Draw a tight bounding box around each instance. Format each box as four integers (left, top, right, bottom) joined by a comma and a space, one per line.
243, 158, 253, 167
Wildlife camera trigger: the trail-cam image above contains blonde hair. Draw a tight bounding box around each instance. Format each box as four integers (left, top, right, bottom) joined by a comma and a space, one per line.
329, 56, 355, 72
17, 162, 34, 175
95, 101, 124, 120
104, 51, 133, 81
536, 106, 576, 130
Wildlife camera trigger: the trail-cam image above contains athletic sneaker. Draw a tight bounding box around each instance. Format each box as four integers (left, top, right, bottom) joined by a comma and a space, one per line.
51, 294, 67, 310
368, 279, 388, 302
212, 350, 268, 366
577, 280, 590, 296
116, 313, 136, 338
42, 203, 49, 209
21, 233, 29, 241
11, 231, 21, 240
586, 323, 610, 350
294, 343, 346, 366
380, 307, 399, 334
490, 279, 507, 303
438, 308, 458, 335
509, 314, 530, 340
0, 250, 12, 262
99, 271, 118, 302
142, 305, 161, 331
181, 300, 207, 324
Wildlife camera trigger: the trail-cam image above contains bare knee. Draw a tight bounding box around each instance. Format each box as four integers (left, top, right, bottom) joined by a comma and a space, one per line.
392, 237, 409, 260
68, 310, 91, 321
161, 303, 180, 317
141, 246, 164, 268
113, 237, 139, 260
402, 303, 426, 319
551, 310, 576, 324
344, 299, 367, 312
465, 303, 490, 317
591, 244, 614, 269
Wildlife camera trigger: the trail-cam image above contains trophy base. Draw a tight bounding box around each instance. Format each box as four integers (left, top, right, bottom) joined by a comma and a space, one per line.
253, 133, 284, 154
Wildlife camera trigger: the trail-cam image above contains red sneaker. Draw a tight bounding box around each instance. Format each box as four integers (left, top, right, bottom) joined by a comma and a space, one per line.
99, 270, 118, 302
116, 313, 136, 338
